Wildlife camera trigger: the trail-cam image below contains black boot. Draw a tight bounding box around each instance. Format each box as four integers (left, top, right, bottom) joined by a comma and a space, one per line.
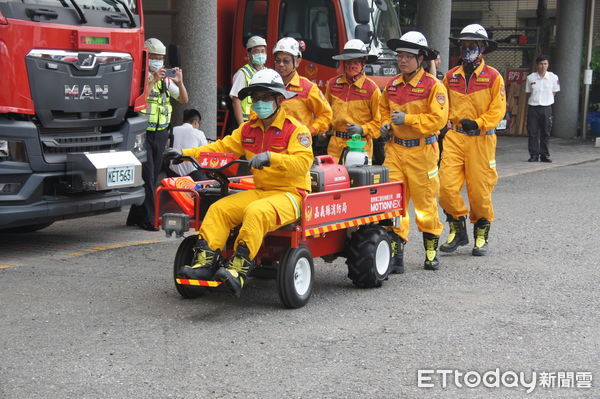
472, 218, 491, 256
439, 214, 469, 253
179, 238, 221, 280
388, 231, 405, 274
215, 244, 253, 298
423, 233, 440, 270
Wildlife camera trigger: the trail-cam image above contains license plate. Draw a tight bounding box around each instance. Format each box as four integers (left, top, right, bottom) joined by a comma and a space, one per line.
382, 67, 398, 76
106, 166, 135, 187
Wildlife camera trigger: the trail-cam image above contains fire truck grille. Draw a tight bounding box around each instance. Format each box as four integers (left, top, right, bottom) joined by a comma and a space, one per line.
38, 128, 124, 163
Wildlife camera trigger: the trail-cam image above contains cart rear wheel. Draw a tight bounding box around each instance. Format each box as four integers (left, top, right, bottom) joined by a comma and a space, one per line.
277, 246, 314, 309
346, 225, 391, 288
173, 234, 207, 298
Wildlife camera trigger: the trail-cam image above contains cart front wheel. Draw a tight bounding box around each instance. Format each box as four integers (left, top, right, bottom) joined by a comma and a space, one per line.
173, 234, 207, 298
277, 246, 314, 309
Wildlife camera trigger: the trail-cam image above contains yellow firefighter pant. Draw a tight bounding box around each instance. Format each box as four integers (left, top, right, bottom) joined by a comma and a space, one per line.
439, 130, 498, 223
384, 140, 443, 242
199, 189, 302, 259
327, 135, 373, 163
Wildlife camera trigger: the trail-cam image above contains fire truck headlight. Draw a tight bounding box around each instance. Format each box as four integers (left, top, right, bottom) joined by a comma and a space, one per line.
134, 132, 146, 153
0, 140, 28, 162
0, 140, 7, 158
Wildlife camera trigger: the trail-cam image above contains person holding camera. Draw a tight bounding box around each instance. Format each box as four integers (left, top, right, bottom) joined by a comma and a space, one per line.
127, 37, 189, 231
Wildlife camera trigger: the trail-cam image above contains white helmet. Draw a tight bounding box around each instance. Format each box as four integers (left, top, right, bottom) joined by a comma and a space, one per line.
459, 24, 489, 40
246, 35, 267, 50
450, 24, 497, 53
332, 39, 378, 63
387, 31, 436, 60
237, 68, 296, 100
273, 37, 301, 57
144, 38, 166, 55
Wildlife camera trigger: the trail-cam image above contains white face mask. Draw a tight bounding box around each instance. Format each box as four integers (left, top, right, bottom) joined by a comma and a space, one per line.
252, 53, 267, 66
149, 59, 163, 72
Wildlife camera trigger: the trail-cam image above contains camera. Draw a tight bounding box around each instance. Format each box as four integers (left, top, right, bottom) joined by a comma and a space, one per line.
165, 68, 176, 78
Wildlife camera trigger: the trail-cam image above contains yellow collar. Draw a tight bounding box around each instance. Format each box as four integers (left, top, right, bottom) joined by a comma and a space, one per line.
393, 68, 425, 87
287, 71, 301, 88
454, 59, 487, 77
337, 73, 367, 89
250, 107, 288, 131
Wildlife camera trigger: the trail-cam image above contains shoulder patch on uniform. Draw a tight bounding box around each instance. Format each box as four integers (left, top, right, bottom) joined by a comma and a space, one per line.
436, 93, 446, 105
297, 133, 311, 147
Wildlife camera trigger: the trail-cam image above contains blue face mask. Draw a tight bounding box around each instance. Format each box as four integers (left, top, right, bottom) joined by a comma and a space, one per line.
252, 53, 267, 66
252, 100, 276, 119
462, 47, 482, 63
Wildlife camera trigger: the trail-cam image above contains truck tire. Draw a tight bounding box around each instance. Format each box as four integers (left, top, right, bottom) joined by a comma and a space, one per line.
173, 235, 206, 299
346, 225, 391, 288
0, 222, 54, 233
277, 246, 314, 309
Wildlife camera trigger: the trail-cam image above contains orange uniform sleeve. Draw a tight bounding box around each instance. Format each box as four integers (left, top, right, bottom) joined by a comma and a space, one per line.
307, 84, 333, 135
182, 125, 245, 158
404, 81, 449, 135
361, 87, 382, 139
379, 87, 392, 127
474, 74, 507, 132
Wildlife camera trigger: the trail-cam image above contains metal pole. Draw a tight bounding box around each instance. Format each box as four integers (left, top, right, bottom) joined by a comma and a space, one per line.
553, 0, 586, 139
582, 0, 595, 141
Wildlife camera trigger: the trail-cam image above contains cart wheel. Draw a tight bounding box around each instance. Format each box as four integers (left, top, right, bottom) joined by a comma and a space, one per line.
277, 246, 314, 309
173, 234, 206, 298
346, 225, 391, 288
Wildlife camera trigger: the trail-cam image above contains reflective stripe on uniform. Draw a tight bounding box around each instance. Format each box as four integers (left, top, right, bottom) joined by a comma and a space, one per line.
146, 80, 172, 132
240, 64, 256, 121
428, 167, 439, 179
284, 192, 301, 219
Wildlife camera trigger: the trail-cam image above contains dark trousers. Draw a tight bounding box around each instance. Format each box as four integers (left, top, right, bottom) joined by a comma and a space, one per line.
527, 105, 552, 158
127, 128, 169, 225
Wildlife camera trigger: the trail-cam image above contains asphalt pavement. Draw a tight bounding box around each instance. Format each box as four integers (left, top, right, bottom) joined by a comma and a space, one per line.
0, 135, 599, 399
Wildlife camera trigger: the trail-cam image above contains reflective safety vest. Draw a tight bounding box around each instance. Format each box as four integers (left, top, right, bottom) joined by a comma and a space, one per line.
143, 80, 172, 131
239, 64, 257, 121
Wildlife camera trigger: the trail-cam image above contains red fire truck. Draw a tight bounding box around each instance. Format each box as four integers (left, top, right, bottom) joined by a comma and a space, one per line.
217, 0, 402, 129
0, 0, 148, 231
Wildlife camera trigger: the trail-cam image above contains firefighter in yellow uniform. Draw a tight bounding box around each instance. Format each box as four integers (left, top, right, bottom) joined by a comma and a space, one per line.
325, 39, 381, 162
163, 69, 313, 297
439, 24, 506, 257
380, 32, 448, 272
272, 37, 332, 140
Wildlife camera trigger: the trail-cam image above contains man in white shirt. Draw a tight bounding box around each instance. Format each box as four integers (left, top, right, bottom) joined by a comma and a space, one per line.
230, 36, 267, 126
170, 109, 208, 180
525, 55, 560, 162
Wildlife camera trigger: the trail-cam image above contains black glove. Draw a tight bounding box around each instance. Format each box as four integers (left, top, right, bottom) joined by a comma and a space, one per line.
459, 119, 478, 132
379, 123, 392, 141
163, 148, 183, 162
249, 151, 271, 169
